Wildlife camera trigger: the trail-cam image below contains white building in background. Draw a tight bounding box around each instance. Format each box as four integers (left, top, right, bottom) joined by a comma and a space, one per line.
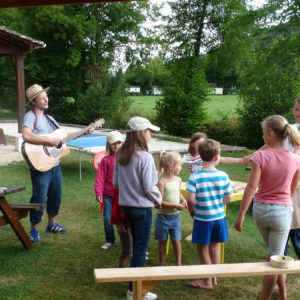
152, 86, 162, 95
214, 87, 223, 95
126, 86, 141, 93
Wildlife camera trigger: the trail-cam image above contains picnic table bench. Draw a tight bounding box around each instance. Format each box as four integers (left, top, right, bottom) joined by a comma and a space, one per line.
0, 186, 44, 249
95, 261, 300, 300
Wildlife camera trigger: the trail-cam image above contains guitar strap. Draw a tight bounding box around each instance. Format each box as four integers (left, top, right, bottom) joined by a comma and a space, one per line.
32, 110, 59, 131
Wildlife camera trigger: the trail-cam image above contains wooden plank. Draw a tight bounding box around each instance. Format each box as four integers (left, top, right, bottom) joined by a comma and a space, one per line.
94, 261, 300, 283
10, 203, 45, 211
0, 186, 25, 197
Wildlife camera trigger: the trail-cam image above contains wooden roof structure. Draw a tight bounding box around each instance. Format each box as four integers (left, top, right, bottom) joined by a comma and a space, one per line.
0, 0, 134, 9
0, 25, 45, 133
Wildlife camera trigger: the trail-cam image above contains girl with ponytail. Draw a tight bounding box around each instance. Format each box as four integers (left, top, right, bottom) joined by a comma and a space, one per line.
235, 115, 300, 300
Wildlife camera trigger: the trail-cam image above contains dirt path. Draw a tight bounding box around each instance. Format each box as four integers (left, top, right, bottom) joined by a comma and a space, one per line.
0, 145, 23, 166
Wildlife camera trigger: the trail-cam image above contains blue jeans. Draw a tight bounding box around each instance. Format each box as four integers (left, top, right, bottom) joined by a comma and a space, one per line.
29, 165, 62, 225
103, 196, 115, 244
284, 228, 300, 259
122, 206, 152, 291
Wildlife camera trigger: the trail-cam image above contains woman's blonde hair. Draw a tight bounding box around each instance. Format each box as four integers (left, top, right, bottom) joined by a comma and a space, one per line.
262, 114, 300, 148
117, 126, 148, 165
188, 132, 207, 155
158, 151, 181, 176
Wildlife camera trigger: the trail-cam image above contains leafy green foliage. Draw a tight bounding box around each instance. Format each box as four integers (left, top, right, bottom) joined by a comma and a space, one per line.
155, 57, 208, 137
205, 116, 243, 146
236, 2, 300, 148
71, 71, 131, 128
155, 0, 249, 138
0, 3, 153, 124
161, 0, 248, 58
125, 57, 168, 94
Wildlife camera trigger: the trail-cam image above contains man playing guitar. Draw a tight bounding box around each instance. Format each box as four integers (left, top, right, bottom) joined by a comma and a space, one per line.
22, 84, 94, 243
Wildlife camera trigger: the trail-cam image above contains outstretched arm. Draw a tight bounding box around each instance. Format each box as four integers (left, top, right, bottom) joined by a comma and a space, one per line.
235, 162, 261, 232
243, 144, 269, 165
220, 156, 243, 165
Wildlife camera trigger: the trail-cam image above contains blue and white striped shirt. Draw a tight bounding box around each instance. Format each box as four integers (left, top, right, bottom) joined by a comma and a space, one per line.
187, 170, 232, 221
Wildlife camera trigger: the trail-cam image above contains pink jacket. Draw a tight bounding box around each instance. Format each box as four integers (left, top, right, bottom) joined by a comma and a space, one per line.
94, 155, 115, 197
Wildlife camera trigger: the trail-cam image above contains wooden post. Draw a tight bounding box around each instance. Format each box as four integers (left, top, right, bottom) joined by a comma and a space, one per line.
15, 53, 25, 134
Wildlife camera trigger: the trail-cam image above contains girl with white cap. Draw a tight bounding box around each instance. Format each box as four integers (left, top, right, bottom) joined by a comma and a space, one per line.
113, 117, 162, 300
95, 131, 123, 250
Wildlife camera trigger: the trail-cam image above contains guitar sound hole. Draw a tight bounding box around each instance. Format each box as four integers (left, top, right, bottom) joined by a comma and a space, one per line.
56, 142, 62, 149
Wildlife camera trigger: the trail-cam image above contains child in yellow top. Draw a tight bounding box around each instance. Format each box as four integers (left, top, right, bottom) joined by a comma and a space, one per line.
155, 151, 187, 265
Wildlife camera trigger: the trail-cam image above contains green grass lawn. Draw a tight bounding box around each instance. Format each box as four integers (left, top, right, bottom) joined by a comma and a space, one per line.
0, 95, 238, 123
1, 150, 299, 299
129, 95, 239, 121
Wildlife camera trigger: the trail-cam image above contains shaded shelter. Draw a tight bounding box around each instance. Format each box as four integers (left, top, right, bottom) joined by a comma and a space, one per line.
0, 25, 45, 133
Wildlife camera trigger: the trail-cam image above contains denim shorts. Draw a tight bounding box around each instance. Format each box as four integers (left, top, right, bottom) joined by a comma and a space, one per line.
192, 218, 229, 245
154, 213, 181, 241
253, 201, 293, 256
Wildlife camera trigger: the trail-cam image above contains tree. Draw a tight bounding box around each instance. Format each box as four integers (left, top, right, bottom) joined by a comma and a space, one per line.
125, 57, 168, 94
74, 70, 131, 128
156, 0, 247, 136
235, 0, 300, 148
156, 57, 208, 136
0, 2, 154, 124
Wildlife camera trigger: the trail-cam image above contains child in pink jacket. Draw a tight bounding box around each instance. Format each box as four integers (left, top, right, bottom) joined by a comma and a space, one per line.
95, 131, 123, 250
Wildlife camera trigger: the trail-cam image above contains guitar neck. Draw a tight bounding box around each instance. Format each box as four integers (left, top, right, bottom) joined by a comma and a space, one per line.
62, 126, 91, 144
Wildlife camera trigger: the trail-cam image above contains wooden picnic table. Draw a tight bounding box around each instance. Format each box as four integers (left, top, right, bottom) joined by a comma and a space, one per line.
0, 185, 44, 250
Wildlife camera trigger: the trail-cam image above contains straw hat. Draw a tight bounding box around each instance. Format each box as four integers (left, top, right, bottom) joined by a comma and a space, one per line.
26, 84, 50, 102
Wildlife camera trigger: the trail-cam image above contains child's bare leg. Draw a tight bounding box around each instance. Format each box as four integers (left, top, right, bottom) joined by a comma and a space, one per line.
260, 254, 280, 300
189, 244, 213, 289
276, 274, 287, 300
119, 253, 128, 267
209, 242, 220, 286
158, 241, 167, 265
172, 240, 182, 265
260, 275, 278, 300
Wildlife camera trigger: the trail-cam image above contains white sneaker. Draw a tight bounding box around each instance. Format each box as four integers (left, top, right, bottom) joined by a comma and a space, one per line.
143, 292, 157, 300
101, 242, 112, 250
126, 290, 157, 300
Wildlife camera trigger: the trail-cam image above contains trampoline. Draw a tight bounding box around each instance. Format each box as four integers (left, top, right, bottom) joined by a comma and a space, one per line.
67, 134, 107, 181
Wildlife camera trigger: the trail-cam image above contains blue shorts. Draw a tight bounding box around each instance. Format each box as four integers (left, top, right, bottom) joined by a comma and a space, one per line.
154, 213, 181, 241
192, 218, 229, 245
253, 201, 293, 256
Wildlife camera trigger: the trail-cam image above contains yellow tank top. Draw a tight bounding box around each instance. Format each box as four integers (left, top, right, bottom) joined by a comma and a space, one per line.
158, 178, 180, 215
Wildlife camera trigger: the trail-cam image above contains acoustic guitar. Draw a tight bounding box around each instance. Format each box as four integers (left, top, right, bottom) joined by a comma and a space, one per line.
22, 119, 105, 172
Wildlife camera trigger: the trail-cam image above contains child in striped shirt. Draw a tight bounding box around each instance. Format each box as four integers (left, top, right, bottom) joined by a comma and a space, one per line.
187, 139, 232, 290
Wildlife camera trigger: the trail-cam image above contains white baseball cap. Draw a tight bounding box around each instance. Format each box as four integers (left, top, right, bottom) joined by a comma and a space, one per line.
107, 131, 123, 144
127, 116, 160, 132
